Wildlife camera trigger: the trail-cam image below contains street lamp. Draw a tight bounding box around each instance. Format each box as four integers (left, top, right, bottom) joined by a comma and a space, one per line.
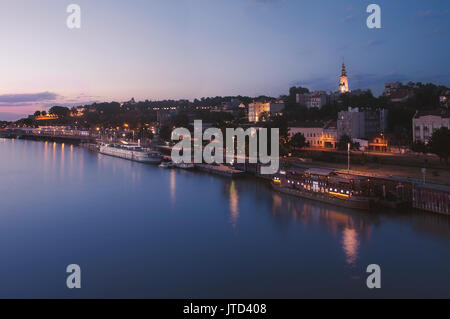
347, 142, 351, 174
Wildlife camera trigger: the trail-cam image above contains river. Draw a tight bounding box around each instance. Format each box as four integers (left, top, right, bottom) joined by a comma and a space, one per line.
0, 138, 449, 298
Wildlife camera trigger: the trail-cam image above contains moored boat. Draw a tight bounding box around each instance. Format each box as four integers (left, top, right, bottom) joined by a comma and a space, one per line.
272, 168, 372, 210
159, 161, 175, 168
99, 144, 162, 164
175, 162, 195, 170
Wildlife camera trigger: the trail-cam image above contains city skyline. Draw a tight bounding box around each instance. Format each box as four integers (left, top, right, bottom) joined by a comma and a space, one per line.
1, 0, 449, 120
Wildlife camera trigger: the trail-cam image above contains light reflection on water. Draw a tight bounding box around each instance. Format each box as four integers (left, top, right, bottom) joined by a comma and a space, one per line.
0, 139, 449, 298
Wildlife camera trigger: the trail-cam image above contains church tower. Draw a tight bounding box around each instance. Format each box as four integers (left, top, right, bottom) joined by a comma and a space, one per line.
339, 59, 349, 94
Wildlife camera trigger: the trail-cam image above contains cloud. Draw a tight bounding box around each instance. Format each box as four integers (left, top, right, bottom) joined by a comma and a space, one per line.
247, 0, 286, 9
0, 112, 28, 121
340, 14, 357, 24
339, 5, 359, 24
291, 76, 336, 92
0, 91, 103, 120
0, 92, 59, 105
423, 28, 443, 39
415, 10, 432, 18
366, 39, 386, 48
351, 72, 408, 89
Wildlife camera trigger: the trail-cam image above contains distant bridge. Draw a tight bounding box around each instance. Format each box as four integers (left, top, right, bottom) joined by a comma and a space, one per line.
0, 128, 97, 144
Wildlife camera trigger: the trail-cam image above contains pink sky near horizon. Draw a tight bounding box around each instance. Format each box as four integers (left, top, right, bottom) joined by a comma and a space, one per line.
1, 0, 449, 121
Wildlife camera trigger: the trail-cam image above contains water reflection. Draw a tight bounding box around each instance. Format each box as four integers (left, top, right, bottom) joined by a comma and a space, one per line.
0, 139, 449, 298
342, 228, 359, 266
269, 187, 376, 267
60, 143, 65, 181
170, 170, 176, 205
228, 181, 239, 228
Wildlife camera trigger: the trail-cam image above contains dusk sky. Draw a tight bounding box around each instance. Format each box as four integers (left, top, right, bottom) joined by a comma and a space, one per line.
0, 0, 449, 120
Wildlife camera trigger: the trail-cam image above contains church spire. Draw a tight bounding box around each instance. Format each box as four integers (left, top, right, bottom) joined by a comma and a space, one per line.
338, 58, 349, 94
341, 58, 347, 77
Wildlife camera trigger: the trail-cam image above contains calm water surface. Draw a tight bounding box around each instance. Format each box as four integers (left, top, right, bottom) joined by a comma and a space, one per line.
0, 139, 449, 298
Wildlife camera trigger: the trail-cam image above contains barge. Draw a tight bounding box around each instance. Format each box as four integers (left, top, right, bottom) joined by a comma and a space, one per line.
272, 168, 372, 210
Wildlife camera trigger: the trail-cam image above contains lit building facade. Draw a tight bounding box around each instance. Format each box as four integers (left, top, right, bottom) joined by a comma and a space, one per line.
413, 110, 450, 143
289, 121, 337, 148
248, 101, 285, 123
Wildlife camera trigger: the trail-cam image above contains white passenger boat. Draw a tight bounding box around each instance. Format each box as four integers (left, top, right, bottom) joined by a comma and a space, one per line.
99, 144, 162, 164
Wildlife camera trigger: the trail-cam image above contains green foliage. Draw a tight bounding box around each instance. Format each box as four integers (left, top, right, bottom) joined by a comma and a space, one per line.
49, 106, 70, 117
429, 127, 450, 164
411, 141, 429, 154
337, 135, 359, 151
290, 133, 306, 149
159, 125, 173, 141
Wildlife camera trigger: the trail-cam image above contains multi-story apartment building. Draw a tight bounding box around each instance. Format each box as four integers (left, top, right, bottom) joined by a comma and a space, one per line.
337, 107, 388, 139
412, 110, 450, 143
383, 82, 415, 102
296, 91, 328, 109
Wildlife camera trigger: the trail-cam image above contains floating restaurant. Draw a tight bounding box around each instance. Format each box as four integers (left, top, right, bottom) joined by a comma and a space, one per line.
272, 168, 372, 210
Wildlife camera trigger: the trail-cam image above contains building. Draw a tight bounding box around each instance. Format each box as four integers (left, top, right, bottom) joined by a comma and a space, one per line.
368, 133, 389, 152
35, 113, 59, 121
337, 107, 388, 139
440, 90, 450, 108
412, 109, 450, 143
156, 107, 179, 124
248, 101, 285, 123
289, 121, 338, 148
383, 82, 415, 102
338, 59, 349, 94
211, 99, 242, 113
296, 91, 328, 109
383, 82, 402, 96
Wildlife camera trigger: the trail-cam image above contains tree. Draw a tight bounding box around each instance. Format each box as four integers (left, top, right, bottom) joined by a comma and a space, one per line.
49, 106, 70, 117
34, 111, 41, 117
429, 127, 450, 165
290, 133, 306, 150
411, 141, 429, 154
159, 125, 172, 142
337, 134, 361, 151
337, 135, 352, 151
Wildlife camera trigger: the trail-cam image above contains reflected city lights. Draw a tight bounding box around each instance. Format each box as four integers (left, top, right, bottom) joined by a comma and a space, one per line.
342, 228, 359, 266
229, 181, 239, 227
170, 170, 176, 205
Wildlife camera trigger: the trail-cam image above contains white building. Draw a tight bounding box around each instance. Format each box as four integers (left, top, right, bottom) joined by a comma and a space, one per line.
413, 110, 450, 143
289, 121, 337, 148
